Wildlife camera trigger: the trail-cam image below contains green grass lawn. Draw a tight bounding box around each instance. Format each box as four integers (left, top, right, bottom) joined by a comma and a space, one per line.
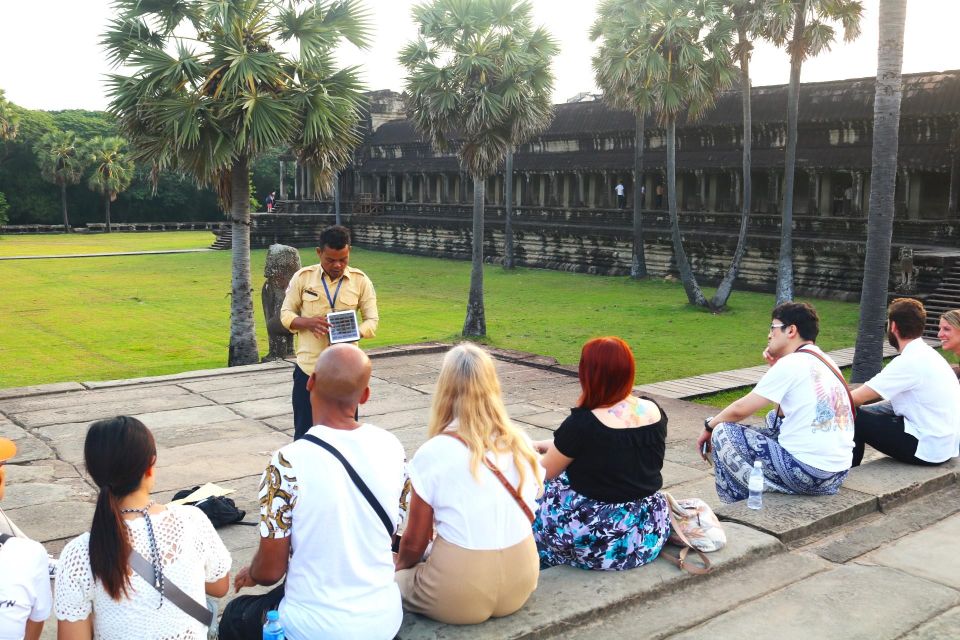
0, 231, 214, 256
0, 242, 863, 388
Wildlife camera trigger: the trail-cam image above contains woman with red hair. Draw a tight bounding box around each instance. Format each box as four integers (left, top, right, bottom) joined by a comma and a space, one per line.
532, 337, 670, 570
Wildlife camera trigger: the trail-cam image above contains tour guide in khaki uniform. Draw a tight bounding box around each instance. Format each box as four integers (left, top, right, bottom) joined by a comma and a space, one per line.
281, 225, 379, 439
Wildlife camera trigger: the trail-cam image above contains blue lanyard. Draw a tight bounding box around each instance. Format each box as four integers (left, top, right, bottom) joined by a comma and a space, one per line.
322, 273, 344, 309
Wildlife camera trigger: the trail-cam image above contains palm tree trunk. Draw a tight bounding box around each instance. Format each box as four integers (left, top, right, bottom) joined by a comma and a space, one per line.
463, 175, 487, 336
334, 171, 341, 225
104, 194, 112, 233
632, 111, 647, 279
228, 156, 260, 366
504, 148, 515, 270
852, 0, 906, 383
712, 36, 753, 309
60, 183, 71, 233
666, 117, 708, 308
776, 2, 806, 305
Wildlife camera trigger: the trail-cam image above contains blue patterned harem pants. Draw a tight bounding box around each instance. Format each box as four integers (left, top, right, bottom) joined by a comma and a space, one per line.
711, 410, 849, 504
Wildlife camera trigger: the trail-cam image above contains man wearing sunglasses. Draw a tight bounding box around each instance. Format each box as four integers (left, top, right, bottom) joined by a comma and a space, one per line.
696, 302, 855, 504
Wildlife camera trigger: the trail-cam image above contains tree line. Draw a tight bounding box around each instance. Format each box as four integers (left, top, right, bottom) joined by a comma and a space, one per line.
0, 93, 281, 229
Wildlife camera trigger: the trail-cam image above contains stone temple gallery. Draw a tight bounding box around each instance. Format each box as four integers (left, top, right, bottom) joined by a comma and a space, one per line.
251, 70, 960, 329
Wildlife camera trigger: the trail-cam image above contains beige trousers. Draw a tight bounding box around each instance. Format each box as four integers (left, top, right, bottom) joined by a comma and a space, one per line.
395, 535, 540, 625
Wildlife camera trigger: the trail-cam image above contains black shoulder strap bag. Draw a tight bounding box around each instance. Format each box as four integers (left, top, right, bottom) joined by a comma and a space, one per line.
301, 433, 395, 538
0, 533, 10, 545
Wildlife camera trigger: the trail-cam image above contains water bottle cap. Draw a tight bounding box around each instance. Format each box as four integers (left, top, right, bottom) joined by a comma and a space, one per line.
266, 610, 279, 621
753, 460, 762, 468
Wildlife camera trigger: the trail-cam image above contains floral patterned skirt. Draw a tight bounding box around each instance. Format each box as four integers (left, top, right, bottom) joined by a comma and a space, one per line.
532, 472, 670, 571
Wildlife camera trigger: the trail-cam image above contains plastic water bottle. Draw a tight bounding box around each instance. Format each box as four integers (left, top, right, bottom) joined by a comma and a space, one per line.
263, 610, 285, 640
747, 460, 764, 510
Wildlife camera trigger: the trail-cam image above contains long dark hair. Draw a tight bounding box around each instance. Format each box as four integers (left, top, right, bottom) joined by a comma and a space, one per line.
85, 416, 156, 600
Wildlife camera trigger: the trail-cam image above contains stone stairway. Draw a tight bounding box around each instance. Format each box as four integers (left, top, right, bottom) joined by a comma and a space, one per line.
209, 224, 232, 250
924, 260, 960, 336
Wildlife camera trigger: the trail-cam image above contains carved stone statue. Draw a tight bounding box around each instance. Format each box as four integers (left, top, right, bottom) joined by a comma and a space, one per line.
894, 246, 919, 293
262, 244, 302, 361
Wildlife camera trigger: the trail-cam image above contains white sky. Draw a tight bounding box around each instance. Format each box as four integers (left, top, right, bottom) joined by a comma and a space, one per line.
1, 0, 957, 111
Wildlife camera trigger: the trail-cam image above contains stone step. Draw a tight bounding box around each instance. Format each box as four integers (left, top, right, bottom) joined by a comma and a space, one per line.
715, 457, 959, 543
398, 523, 782, 639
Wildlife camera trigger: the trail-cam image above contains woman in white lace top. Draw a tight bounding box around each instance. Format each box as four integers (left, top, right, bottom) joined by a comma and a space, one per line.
54, 417, 231, 640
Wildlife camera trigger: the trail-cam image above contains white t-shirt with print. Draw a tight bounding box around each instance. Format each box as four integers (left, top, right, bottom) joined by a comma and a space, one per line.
864, 339, 960, 463
260, 423, 406, 640
54, 504, 231, 640
0, 536, 52, 640
752, 345, 854, 472
409, 433, 544, 550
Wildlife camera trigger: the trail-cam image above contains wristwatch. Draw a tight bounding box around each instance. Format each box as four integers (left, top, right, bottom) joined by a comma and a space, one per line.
704, 417, 715, 433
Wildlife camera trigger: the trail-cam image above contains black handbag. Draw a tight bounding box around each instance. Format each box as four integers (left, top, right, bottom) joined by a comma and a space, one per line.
172, 487, 252, 528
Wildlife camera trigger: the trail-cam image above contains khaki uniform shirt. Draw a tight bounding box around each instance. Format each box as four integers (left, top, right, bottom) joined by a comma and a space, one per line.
280, 264, 379, 374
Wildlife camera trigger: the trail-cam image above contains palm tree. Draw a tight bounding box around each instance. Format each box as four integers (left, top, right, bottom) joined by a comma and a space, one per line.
87, 136, 135, 233
601, 0, 735, 308
591, 0, 657, 279
400, 0, 557, 336
0, 89, 19, 142
103, 0, 370, 366
768, 0, 864, 304
851, 0, 906, 383
709, 0, 771, 309
35, 130, 85, 232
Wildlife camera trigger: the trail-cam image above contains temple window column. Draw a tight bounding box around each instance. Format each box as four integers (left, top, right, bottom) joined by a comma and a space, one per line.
546, 172, 558, 206
305, 166, 312, 199
400, 173, 408, 203
522, 172, 531, 206
279, 161, 286, 200
696, 169, 706, 211
807, 170, 819, 215
601, 173, 612, 208
707, 173, 718, 211
386, 174, 396, 203
853, 171, 864, 216
293, 161, 300, 198
819, 172, 833, 216
576, 171, 585, 207
767, 169, 779, 214
907, 172, 923, 220
587, 174, 596, 208
442, 174, 450, 204
645, 173, 655, 209
948, 151, 960, 215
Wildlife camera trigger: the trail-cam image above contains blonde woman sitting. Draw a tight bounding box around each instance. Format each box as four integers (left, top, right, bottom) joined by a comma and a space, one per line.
395, 344, 543, 624
938, 309, 960, 378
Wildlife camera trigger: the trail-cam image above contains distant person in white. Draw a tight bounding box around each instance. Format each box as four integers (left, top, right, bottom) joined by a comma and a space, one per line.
225, 344, 406, 640
615, 180, 626, 209
851, 298, 960, 466
0, 437, 51, 640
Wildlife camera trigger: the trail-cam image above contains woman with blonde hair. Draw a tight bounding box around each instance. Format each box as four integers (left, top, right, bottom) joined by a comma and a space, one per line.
395, 344, 543, 624
938, 309, 960, 378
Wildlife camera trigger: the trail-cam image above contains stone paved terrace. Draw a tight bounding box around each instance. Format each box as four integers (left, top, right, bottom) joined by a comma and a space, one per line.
1, 344, 958, 639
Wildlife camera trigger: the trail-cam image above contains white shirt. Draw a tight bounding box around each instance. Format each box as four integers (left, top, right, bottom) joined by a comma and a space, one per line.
409, 433, 544, 550
54, 505, 231, 640
259, 424, 406, 640
865, 339, 960, 463
753, 345, 855, 472
0, 536, 51, 640
615, 184, 625, 195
